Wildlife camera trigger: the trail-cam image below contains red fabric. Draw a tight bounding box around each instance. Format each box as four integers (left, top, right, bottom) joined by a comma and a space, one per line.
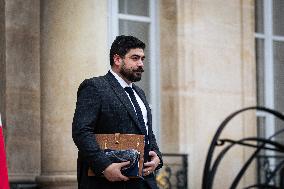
0, 123, 10, 189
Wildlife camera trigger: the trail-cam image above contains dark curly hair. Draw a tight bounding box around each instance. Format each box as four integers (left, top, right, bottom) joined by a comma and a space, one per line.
109, 35, 146, 66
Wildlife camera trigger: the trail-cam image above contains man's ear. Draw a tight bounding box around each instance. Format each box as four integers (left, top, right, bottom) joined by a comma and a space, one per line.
113, 54, 122, 66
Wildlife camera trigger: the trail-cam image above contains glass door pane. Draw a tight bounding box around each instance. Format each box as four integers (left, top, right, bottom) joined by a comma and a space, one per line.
119, 0, 149, 16
256, 38, 265, 106
255, 0, 264, 34
273, 41, 284, 136
273, 0, 284, 36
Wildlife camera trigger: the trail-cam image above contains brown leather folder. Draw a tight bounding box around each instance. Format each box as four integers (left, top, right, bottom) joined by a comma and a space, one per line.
88, 133, 145, 177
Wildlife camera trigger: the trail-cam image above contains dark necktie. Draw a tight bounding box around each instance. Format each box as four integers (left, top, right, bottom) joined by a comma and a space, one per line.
124, 87, 147, 135
124, 87, 150, 161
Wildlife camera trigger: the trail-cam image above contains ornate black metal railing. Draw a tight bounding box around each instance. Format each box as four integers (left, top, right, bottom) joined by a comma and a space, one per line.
257, 155, 284, 187
10, 183, 38, 189
202, 106, 284, 189
156, 153, 188, 189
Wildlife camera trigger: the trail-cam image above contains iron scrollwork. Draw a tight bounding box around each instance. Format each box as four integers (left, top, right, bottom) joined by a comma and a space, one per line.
202, 106, 284, 189
156, 153, 188, 189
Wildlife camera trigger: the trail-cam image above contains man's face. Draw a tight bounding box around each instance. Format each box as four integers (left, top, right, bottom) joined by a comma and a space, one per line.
119, 48, 145, 83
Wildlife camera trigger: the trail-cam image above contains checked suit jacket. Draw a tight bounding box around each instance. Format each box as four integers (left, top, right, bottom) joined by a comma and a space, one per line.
72, 71, 163, 189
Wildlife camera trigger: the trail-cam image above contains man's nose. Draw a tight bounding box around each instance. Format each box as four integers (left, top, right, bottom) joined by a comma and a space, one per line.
137, 59, 144, 67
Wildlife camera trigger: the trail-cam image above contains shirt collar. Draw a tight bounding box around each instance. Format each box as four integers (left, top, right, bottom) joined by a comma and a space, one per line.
110, 69, 133, 88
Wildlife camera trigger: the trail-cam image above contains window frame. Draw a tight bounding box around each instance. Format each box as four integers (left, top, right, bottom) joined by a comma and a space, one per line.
255, 0, 284, 139
255, 0, 275, 140
255, 0, 284, 177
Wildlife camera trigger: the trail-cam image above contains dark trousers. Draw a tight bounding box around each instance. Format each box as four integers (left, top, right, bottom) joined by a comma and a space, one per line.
124, 179, 151, 189
79, 177, 152, 189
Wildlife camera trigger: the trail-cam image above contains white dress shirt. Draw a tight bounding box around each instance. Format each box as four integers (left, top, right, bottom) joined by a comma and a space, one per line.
109, 69, 148, 133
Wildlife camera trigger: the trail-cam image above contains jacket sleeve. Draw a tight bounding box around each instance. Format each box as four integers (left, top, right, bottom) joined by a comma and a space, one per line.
72, 79, 112, 175
134, 84, 163, 170
149, 128, 163, 170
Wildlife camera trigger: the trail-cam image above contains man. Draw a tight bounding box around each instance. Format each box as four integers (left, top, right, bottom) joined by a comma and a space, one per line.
72, 35, 163, 189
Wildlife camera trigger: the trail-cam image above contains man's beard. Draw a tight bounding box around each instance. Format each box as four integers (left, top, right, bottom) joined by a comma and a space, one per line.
120, 62, 144, 82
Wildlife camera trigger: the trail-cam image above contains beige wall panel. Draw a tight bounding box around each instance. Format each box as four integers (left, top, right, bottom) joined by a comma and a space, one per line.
160, 92, 180, 152
160, 0, 178, 89
240, 0, 257, 185
187, 93, 253, 188
0, 0, 5, 118
40, 0, 108, 173
38, 0, 108, 188
193, 46, 243, 93
160, 0, 256, 188
4, 0, 41, 182
160, 0, 180, 153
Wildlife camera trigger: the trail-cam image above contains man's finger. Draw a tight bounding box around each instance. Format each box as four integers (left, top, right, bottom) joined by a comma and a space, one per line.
117, 162, 130, 181
149, 151, 157, 156
119, 174, 129, 181
143, 169, 152, 176
144, 161, 154, 167
119, 161, 130, 167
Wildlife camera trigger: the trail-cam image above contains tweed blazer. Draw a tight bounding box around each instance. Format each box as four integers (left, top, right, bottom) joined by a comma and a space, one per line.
72, 71, 163, 189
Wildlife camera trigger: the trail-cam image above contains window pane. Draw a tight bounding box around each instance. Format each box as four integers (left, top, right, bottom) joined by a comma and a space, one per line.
119, 20, 150, 100
257, 116, 266, 139
273, 0, 284, 36
274, 41, 284, 136
273, 41, 284, 113
256, 38, 265, 106
255, 0, 264, 33
119, 0, 149, 16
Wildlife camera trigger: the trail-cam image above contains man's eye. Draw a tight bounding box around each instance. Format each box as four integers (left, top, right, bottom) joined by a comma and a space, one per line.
132, 57, 139, 61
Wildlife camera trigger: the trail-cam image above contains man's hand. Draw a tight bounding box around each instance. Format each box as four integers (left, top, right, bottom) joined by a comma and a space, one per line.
103, 161, 130, 182
143, 151, 160, 176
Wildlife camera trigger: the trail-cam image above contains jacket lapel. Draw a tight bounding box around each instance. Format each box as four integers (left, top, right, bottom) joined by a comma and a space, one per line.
104, 72, 142, 132
132, 84, 153, 137
132, 84, 152, 127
